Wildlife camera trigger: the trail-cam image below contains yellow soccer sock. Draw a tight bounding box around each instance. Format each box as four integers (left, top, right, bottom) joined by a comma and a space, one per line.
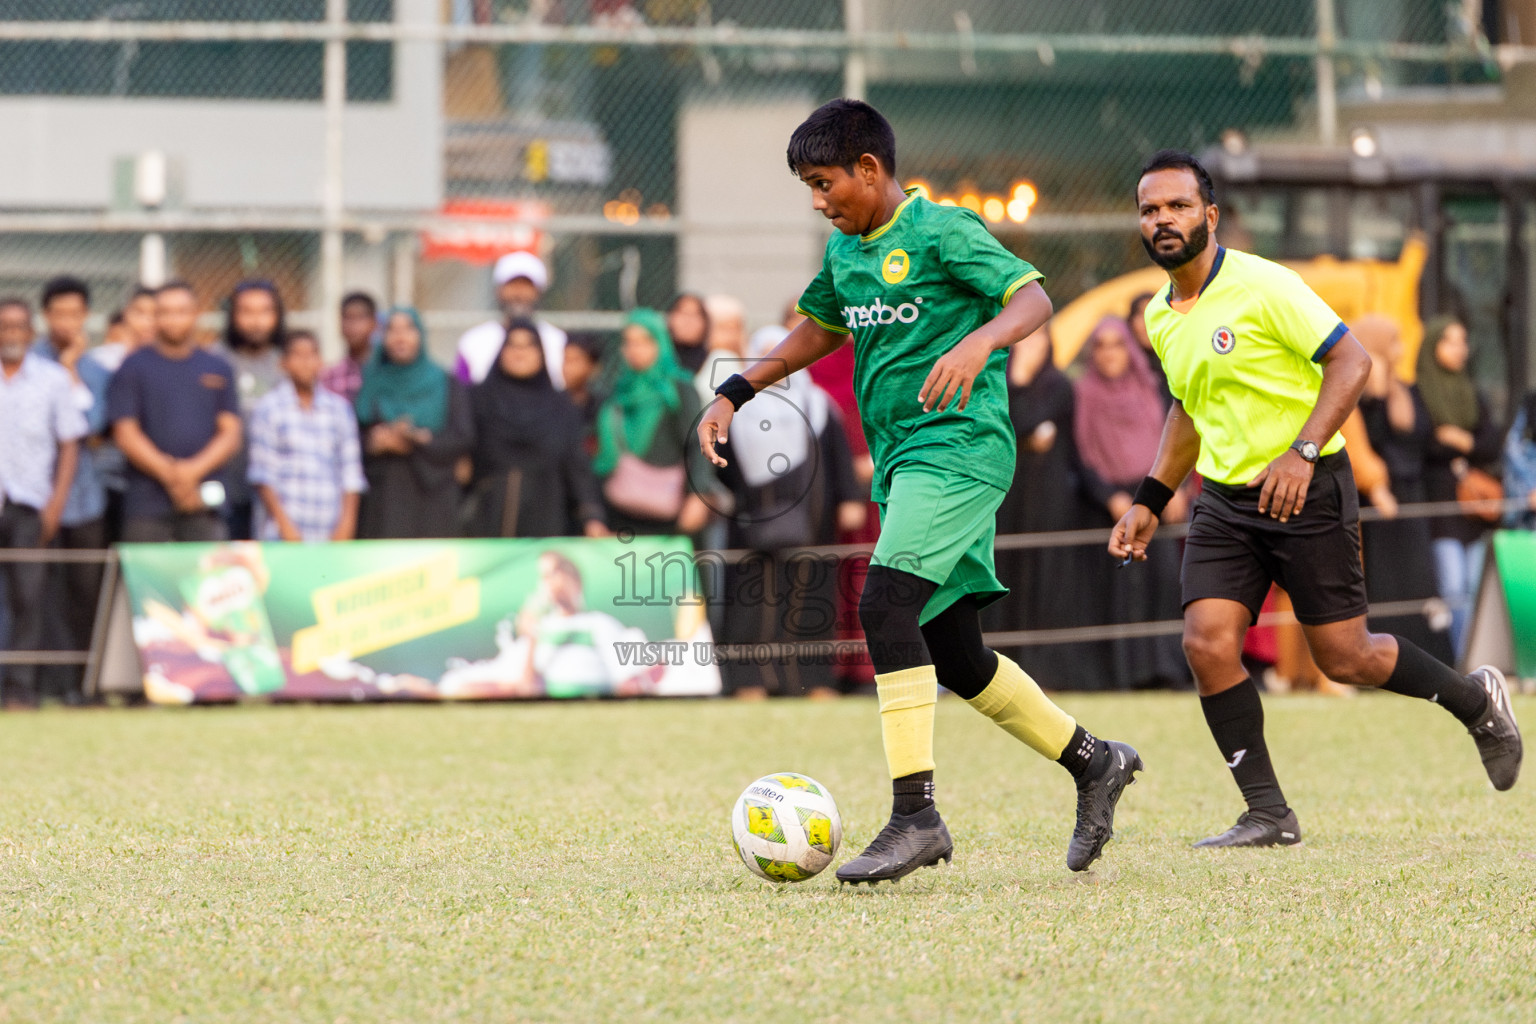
965, 654, 1076, 760
876, 666, 938, 779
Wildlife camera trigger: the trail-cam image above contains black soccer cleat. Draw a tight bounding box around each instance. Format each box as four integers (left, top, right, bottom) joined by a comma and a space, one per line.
1066, 740, 1144, 872
1467, 665, 1522, 792
835, 805, 953, 885
1193, 807, 1303, 849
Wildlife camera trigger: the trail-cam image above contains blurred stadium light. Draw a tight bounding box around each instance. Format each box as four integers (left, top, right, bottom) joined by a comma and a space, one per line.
0, 1, 1520, 360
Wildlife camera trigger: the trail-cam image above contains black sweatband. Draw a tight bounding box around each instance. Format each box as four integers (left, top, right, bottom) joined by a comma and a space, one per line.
1133, 476, 1175, 517
714, 373, 756, 411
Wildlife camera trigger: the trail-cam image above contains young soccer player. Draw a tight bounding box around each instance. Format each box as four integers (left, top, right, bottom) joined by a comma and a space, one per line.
1111, 150, 1521, 847
698, 99, 1143, 882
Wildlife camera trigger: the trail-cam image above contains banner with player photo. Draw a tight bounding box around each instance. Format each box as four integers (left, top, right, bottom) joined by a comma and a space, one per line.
113, 538, 721, 704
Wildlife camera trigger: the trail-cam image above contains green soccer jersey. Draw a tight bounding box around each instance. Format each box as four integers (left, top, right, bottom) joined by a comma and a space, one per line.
795, 189, 1044, 503
1144, 246, 1349, 486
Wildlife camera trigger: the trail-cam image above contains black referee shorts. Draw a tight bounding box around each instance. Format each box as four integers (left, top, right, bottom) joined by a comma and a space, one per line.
1181, 451, 1369, 626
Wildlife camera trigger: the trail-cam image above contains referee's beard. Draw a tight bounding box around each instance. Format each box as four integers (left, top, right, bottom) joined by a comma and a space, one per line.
1143, 220, 1210, 270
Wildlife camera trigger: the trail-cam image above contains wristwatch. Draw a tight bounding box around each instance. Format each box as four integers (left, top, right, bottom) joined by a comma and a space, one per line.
1290, 439, 1320, 464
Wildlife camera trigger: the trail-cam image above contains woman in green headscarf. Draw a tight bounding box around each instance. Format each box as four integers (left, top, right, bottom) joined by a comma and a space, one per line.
1417, 315, 1503, 661
355, 307, 475, 538
593, 309, 715, 537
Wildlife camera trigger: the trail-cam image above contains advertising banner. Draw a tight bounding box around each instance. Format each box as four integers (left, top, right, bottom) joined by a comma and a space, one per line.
1491, 531, 1536, 677
115, 538, 721, 704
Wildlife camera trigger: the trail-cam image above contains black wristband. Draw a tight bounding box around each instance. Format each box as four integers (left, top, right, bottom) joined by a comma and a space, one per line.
714, 373, 756, 411
1132, 476, 1175, 518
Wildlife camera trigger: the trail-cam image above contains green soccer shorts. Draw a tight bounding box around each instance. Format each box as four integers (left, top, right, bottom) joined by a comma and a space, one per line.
871, 461, 1009, 625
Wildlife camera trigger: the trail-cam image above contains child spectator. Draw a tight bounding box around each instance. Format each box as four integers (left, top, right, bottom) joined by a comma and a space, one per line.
320, 290, 378, 404
560, 331, 605, 431
90, 287, 157, 373
248, 330, 367, 542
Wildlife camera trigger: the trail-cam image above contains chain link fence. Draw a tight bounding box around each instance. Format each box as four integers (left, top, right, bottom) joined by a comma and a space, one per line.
0, 1, 1515, 356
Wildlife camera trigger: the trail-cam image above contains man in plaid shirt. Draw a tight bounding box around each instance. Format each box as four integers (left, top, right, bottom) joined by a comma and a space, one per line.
249, 330, 367, 542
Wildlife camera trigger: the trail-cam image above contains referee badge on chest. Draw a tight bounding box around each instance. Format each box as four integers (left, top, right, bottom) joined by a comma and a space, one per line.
1211, 326, 1237, 354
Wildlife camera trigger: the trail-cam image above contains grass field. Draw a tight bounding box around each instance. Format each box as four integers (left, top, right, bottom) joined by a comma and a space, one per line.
1, 693, 1533, 1023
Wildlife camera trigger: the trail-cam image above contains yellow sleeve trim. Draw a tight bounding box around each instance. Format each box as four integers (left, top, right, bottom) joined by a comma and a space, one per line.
795, 306, 852, 335
1000, 270, 1045, 307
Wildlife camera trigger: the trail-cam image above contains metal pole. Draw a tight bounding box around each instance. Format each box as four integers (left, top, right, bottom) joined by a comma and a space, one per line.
139, 232, 166, 287
82, 551, 120, 700
320, 0, 347, 361
1315, 0, 1338, 144
843, 0, 866, 100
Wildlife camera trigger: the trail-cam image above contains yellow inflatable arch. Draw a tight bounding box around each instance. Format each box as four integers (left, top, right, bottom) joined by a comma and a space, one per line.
1049, 235, 1428, 382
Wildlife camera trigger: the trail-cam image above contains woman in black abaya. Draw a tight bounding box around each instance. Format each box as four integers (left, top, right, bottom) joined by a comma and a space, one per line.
465, 319, 607, 539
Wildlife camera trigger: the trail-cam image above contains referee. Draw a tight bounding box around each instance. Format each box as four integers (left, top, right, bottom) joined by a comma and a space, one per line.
1111, 150, 1522, 847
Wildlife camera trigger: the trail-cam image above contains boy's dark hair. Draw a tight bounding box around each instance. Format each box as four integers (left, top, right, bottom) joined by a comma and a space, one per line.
281, 329, 320, 355
1137, 149, 1216, 206
41, 275, 90, 310
130, 285, 157, 302
156, 279, 196, 300
786, 98, 897, 177
342, 290, 377, 316
1127, 292, 1155, 320
108, 309, 126, 328
564, 330, 605, 362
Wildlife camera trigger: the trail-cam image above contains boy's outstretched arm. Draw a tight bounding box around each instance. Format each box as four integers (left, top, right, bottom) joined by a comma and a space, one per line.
919, 281, 1052, 412
697, 317, 848, 468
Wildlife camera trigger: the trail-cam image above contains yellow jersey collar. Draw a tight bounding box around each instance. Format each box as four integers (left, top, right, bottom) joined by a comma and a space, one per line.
861, 187, 921, 242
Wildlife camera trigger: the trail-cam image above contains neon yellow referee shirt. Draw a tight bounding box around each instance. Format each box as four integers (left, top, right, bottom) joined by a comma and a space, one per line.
1143, 246, 1349, 486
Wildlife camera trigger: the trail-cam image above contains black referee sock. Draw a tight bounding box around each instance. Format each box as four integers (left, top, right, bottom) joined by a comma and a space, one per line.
1200, 679, 1289, 816
892, 771, 935, 816
1057, 724, 1111, 782
1380, 637, 1490, 727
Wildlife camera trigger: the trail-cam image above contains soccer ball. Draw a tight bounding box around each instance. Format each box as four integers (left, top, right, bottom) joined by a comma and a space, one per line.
730, 772, 842, 883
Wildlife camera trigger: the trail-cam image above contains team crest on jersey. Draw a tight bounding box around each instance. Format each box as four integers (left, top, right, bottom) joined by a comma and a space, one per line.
1211, 326, 1237, 354
882, 248, 911, 284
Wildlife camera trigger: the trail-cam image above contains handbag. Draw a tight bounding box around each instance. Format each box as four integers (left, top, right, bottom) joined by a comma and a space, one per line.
1455, 465, 1505, 524
740, 460, 818, 552
602, 407, 687, 522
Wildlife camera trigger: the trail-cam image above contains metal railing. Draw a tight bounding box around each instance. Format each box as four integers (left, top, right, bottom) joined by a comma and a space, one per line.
0, 497, 1518, 685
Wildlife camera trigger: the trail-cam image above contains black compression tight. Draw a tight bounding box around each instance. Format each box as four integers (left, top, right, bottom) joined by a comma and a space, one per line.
858, 564, 998, 699
857, 564, 935, 674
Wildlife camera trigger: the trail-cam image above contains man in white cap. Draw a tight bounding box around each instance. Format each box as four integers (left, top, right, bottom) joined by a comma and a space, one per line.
454, 250, 567, 388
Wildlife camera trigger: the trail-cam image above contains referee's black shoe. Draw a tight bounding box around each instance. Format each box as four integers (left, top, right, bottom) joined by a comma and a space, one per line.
835, 805, 953, 885
1467, 665, 1522, 792
1066, 740, 1144, 872
1193, 807, 1302, 849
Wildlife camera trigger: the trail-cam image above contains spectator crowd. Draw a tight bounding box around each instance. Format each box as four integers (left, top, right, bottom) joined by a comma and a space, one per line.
2, 258, 1534, 707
